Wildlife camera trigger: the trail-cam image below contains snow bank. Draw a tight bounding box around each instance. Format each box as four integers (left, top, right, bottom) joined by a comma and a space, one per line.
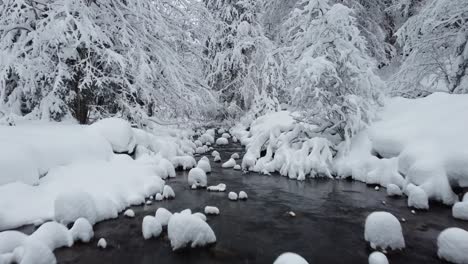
364, 212, 405, 250
70, 218, 94, 243
188, 168, 207, 188
437, 228, 468, 264
273, 252, 309, 264
142, 216, 162, 239
167, 211, 216, 250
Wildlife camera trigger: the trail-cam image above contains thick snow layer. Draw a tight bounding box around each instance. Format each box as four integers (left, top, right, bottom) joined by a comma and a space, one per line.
228, 192, 238, 201
216, 137, 229, 145
12, 239, 57, 264
273, 252, 309, 264
437, 228, 468, 264
163, 185, 175, 199
155, 208, 173, 227
364, 212, 405, 250
54, 191, 97, 225
204, 206, 220, 215
222, 158, 237, 168
29, 221, 73, 250
188, 168, 207, 188
239, 191, 248, 200
70, 218, 94, 243
368, 252, 389, 264
171, 156, 197, 170
386, 184, 403, 197
453, 202, 468, 220
197, 158, 211, 173
142, 216, 162, 240
88, 118, 136, 153
167, 212, 216, 250
97, 238, 107, 249
0, 155, 165, 230
207, 184, 226, 192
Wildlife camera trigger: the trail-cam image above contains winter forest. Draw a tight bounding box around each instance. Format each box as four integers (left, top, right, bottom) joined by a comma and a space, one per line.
0, 0, 467, 263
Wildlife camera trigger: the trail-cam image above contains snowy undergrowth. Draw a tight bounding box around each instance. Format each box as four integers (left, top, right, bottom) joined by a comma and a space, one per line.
0, 118, 197, 231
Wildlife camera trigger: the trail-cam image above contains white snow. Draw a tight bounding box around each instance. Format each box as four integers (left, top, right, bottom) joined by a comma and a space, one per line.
193, 213, 207, 221
142, 216, 162, 240
386, 184, 403, 197
453, 202, 468, 221
204, 206, 220, 215
407, 184, 429, 209
167, 211, 216, 250
216, 137, 229, 145
222, 158, 237, 168
221, 133, 230, 139
239, 191, 248, 200
199, 133, 214, 145
163, 185, 175, 199
368, 252, 389, 264
155, 208, 173, 227
196, 146, 207, 154
29, 221, 73, 250
211, 150, 220, 157
155, 193, 163, 201
437, 228, 468, 264
97, 238, 107, 249
54, 191, 97, 225
228, 192, 238, 201
217, 128, 226, 134
70, 218, 94, 243
188, 167, 208, 188
273, 252, 309, 264
207, 184, 226, 192
88, 118, 136, 153
171, 156, 197, 170
197, 157, 211, 173
233, 164, 241, 170
124, 209, 135, 218
231, 153, 240, 159
364, 212, 405, 250
214, 155, 221, 162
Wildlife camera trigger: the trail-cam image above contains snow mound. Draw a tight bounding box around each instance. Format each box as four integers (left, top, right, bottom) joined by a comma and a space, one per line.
188, 168, 207, 188
233, 165, 241, 170
97, 238, 107, 249
207, 184, 226, 192
196, 146, 207, 154
171, 156, 197, 170
214, 156, 221, 162
211, 150, 220, 157
364, 212, 405, 250
204, 206, 220, 215
216, 138, 228, 145
29, 221, 73, 250
70, 218, 94, 243
453, 202, 468, 221
88, 118, 136, 153
194, 140, 203, 147
273, 252, 309, 264
0, 231, 27, 254
231, 153, 240, 159
218, 128, 226, 134
142, 216, 162, 239
163, 185, 175, 199
155, 193, 163, 201
124, 209, 135, 218
368, 251, 389, 264
155, 208, 173, 227
197, 158, 211, 173
407, 184, 429, 209
199, 133, 214, 145
232, 136, 238, 143
193, 213, 207, 222
239, 191, 248, 200
386, 184, 403, 197
12, 239, 57, 264
167, 212, 216, 250
54, 191, 97, 225
221, 133, 230, 139
437, 228, 468, 264
222, 158, 237, 168
228, 192, 238, 201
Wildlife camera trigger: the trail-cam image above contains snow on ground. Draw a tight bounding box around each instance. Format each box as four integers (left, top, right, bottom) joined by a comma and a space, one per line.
273, 252, 309, 264
167, 210, 216, 250
437, 228, 468, 264
364, 212, 405, 250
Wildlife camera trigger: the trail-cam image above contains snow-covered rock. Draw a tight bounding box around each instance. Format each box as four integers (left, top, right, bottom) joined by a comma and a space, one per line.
207, 184, 226, 192
29, 221, 73, 250
199, 133, 214, 145
171, 156, 197, 170
232, 136, 238, 143
407, 184, 429, 209
193, 213, 207, 222
188, 167, 207, 188
167, 212, 216, 250
222, 158, 236, 168
216, 138, 228, 145
70, 218, 94, 243
239, 191, 248, 200
437, 228, 468, 264
204, 206, 220, 215
214, 155, 221, 162
217, 128, 226, 134
124, 209, 135, 218
194, 140, 203, 147
453, 202, 468, 220
197, 157, 211, 173
233, 165, 241, 170
97, 238, 107, 249
231, 153, 240, 159
54, 191, 97, 225
163, 185, 175, 199
228, 192, 238, 201
142, 216, 162, 240
211, 150, 220, 157
12, 239, 57, 264
386, 184, 403, 196
155, 193, 163, 201
368, 251, 389, 264
89, 118, 136, 153
221, 133, 230, 139
364, 212, 405, 250
196, 146, 207, 154
273, 252, 309, 264
155, 208, 173, 227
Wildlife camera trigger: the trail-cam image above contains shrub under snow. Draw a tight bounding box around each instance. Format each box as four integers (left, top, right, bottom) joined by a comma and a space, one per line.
364, 212, 405, 250
167, 212, 216, 250
437, 228, 468, 264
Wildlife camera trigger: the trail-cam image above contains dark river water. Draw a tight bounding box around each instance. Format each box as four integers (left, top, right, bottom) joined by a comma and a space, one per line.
51, 143, 468, 264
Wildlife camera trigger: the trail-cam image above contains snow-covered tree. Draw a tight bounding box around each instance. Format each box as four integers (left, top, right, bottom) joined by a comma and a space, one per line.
0, 0, 217, 124
283, 0, 383, 142
390, 0, 468, 97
